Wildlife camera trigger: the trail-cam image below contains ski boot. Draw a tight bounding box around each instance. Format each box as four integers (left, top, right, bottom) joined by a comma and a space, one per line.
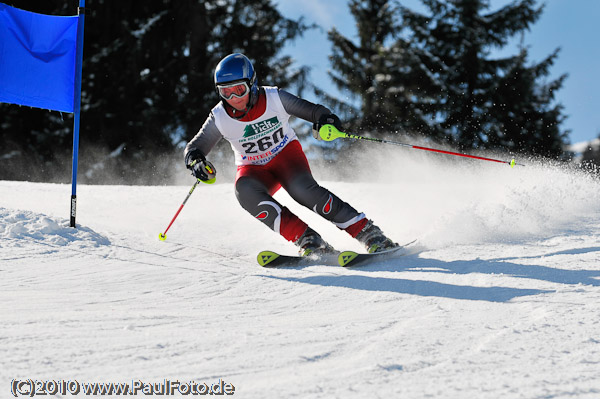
295, 227, 335, 257
355, 220, 398, 253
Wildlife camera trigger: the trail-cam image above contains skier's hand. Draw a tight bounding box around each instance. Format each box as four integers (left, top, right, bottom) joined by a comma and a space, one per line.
185, 149, 216, 183
312, 113, 343, 140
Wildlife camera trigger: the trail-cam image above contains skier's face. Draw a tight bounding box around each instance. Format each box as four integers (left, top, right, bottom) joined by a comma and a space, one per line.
226, 92, 250, 111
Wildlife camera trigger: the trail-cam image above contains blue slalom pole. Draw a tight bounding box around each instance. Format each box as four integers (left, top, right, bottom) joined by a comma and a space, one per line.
70, 0, 86, 227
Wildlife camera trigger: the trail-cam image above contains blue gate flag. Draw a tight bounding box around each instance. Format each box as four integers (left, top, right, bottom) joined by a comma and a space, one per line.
0, 4, 78, 113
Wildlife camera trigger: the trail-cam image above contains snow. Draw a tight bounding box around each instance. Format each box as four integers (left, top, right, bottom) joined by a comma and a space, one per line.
1, 150, 600, 398
570, 138, 600, 159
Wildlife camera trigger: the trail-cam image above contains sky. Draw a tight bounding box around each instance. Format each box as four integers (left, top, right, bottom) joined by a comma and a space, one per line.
276, 0, 600, 146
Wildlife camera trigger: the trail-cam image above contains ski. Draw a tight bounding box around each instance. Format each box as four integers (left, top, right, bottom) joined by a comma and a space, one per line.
258, 240, 417, 268
257, 251, 303, 267
257, 250, 338, 268
338, 240, 418, 267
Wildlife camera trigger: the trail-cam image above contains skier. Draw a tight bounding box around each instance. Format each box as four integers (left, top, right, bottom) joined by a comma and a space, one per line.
184, 53, 397, 256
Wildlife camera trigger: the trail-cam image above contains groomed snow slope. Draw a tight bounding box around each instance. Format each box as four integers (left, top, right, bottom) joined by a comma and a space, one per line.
2, 150, 600, 398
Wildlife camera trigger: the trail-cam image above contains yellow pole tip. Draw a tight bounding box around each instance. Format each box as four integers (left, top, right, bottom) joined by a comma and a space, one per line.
159, 233, 166, 241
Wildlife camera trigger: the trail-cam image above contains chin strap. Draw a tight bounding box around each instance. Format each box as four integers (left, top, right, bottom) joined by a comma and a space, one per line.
222, 100, 250, 120
232, 105, 250, 120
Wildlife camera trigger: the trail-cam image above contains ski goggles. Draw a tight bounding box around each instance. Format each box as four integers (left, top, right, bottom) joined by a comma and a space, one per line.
217, 81, 250, 100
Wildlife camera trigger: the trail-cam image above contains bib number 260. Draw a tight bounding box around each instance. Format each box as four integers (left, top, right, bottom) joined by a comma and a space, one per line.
242, 128, 284, 153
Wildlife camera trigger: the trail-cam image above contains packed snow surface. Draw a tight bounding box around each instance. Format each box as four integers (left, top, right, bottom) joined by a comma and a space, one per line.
2, 150, 600, 398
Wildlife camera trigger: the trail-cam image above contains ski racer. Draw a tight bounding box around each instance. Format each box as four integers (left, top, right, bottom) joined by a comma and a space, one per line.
184, 53, 397, 256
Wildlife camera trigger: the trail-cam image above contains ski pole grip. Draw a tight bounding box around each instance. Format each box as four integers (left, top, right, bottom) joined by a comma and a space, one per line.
319, 124, 347, 141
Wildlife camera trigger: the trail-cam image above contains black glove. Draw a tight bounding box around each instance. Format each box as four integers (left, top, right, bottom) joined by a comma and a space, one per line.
312, 113, 343, 140
185, 149, 217, 183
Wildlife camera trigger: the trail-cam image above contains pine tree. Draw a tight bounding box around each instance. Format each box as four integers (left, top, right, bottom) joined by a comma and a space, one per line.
488, 48, 569, 157
400, 0, 569, 156
325, 0, 569, 157
325, 0, 444, 137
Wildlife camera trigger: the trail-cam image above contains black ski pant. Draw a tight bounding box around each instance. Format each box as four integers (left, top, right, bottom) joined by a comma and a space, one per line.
234, 141, 365, 243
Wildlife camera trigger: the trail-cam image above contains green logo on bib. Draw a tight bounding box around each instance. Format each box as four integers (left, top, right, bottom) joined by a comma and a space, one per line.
243, 116, 280, 137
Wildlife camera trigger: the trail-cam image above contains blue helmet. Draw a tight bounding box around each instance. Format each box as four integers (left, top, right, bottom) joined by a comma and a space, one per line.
214, 53, 259, 107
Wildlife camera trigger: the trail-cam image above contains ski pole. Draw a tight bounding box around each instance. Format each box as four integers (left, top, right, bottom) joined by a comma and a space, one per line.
158, 179, 201, 241
319, 124, 523, 167
159, 159, 216, 241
